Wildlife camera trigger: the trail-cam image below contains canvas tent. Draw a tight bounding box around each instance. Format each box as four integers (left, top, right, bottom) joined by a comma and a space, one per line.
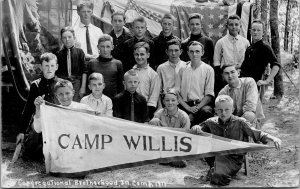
2, 0, 255, 100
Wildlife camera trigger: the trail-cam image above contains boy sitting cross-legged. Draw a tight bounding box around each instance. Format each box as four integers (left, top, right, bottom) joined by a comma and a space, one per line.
80, 73, 113, 116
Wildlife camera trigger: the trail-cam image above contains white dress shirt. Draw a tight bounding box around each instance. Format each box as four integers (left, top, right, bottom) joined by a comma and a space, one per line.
74, 22, 103, 58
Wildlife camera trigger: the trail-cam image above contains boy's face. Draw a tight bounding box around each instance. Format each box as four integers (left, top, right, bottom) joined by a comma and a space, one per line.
133, 21, 146, 38
163, 93, 178, 111
166, 44, 182, 63
161, 18, 173, 36
222, 65, 239, 86
112, 15, 125, 33
61, 31, 75, 49
55, 86, 74, 106
227, 19, 241, 37
88, 79, 105, 96
98, 40, 113, 58
134, 47, 149, 67
251, 22, 263, 42
189, 18, 202, 35
215, 101, 233, 122
77, 6, 93, 24
188, 44, 203, 62
41, 59, 58, 79
124, 75, 139, 93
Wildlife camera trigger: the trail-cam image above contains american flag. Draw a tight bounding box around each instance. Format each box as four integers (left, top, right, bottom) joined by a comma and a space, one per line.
125, 0, 163, 23
171, 3, 229, 44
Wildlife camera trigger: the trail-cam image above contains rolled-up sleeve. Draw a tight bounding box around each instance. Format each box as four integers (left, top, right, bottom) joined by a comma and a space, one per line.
213, 40, 222, 67
148, 72, 160, 107
243, 78, 258, 113
204, 66, 215, 97
33, 115, 42, 133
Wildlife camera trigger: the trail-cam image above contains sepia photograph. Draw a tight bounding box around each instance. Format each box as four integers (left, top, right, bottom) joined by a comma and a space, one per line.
1, 0, 299, 188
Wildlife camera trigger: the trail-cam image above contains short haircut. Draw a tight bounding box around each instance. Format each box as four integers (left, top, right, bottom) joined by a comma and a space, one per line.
98, 34, 113, 45
162, 88, 178, 100
221, 64, 239, 72
166, 38, 181, 50
188, 13, 202, 23
161, 13, 176, 24
188, 41, 205, 53
77, 2, 94, 12
227, 14, 241, 26
251, 19, 264, 29
133, 16, 147, 26
134, 42, 150, 53
111, 11, 126, 22
40, 53, 57, 64
124, 69, 139, 81
215, 95, 234, 106
60, 26, 75, 38
88, 72, 104, 84
54, 80, 73, 93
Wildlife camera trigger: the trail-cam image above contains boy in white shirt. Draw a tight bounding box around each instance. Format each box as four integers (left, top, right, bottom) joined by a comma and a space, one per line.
80, 73, 113, 116
132, 42, 160, 119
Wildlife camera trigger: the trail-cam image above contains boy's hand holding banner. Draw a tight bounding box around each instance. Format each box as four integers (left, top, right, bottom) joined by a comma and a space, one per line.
40, 103, 272, 177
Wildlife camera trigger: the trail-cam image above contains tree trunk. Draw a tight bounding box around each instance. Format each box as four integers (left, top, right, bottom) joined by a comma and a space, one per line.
284, 0, 291, 51
261, 0, 269, 42
270, 0, 284, 98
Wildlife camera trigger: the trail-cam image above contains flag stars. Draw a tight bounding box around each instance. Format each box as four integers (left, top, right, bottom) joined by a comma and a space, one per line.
209, 5, 214, 10
209, 14, 214, 19
218, 24, 224, 29
218, 32, 223, 38
218, 14, 224, 19
208, 24, 213, 29
220, 6, 225, 10
208, 32, 214, 38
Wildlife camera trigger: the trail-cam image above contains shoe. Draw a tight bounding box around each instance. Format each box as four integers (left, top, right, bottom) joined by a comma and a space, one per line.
210, 173, 231, 186
168, 160, 187, 168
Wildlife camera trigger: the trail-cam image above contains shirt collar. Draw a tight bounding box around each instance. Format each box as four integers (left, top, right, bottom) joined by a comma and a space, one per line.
110, 28, 126, 38
229, 78, 242, 89
252, 39, 263, 47
227, 33, 240, 41
89, 94, 103, 102
168, 60, 180, 68
79, 22, 91, 28
159, 31, 173, 40
41, 76, 57, 83
163, 108, 179, 118
218, 115, 233, 125
133, 64, 149, 70
124, 90, 137, 96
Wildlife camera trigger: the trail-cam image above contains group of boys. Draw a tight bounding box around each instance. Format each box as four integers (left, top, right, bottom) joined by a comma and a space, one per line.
16, 1, 282, 186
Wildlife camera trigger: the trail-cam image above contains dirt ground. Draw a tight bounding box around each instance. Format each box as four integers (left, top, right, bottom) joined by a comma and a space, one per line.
1, 66, 299, 188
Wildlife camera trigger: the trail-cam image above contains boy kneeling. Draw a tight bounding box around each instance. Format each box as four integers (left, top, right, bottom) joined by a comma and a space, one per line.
190, 95, 281, 186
